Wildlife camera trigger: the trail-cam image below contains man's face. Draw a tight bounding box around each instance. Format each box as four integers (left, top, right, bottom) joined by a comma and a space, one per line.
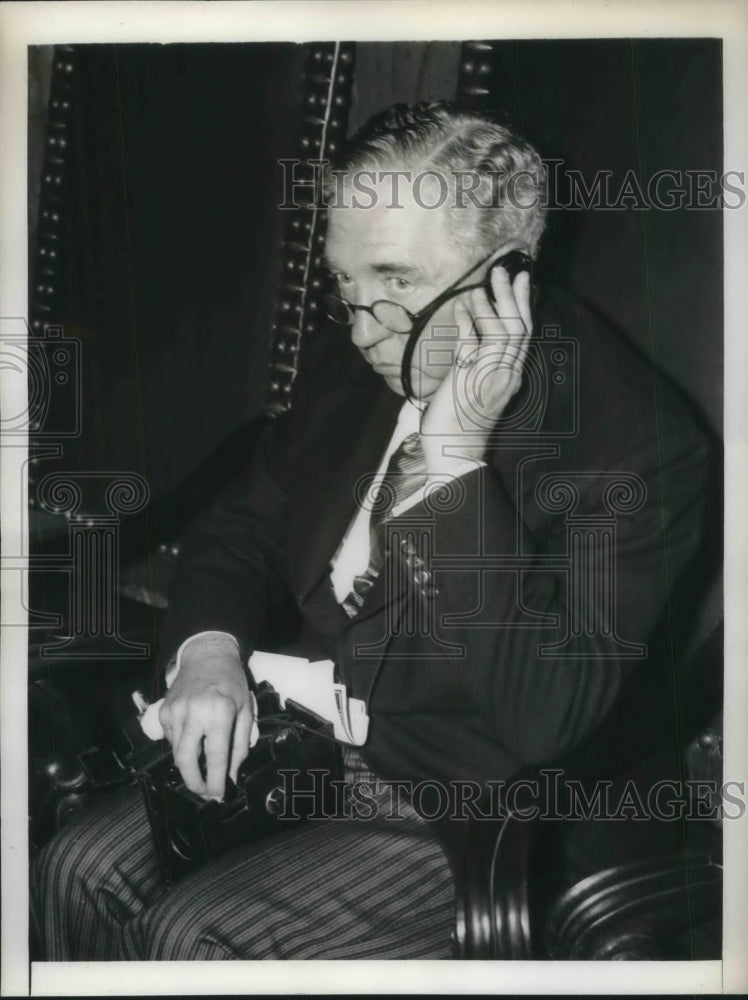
324, 178, 477, 400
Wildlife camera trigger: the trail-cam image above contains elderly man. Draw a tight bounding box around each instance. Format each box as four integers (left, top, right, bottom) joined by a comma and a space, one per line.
31, 102, 709, 960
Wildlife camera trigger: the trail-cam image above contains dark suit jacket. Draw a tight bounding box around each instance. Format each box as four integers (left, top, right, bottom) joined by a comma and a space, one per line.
161, 285, 710, 798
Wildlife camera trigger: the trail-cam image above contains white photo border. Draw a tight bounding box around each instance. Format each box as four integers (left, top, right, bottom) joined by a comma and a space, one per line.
2, 1, 746, 995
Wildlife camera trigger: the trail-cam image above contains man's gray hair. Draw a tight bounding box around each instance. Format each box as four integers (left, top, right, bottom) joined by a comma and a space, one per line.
331, 101, 547, 259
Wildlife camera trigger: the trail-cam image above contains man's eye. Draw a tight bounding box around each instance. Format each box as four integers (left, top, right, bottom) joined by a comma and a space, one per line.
386, 276, 412, 293
336, 272, 354, 287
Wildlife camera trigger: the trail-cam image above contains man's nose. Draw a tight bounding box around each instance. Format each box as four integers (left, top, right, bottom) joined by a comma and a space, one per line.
350, 307, 392, 350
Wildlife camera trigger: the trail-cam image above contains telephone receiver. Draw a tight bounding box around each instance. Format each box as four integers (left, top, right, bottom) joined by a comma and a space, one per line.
485, 249, 533, 302
400, 247, 534, 402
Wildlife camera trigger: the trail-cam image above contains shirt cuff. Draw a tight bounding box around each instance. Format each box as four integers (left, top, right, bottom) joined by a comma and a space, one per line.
165, 630, 241, 687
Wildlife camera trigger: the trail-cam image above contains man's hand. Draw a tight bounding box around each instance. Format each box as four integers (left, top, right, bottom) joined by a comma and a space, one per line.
158, 635, 253, 799
420, 262, 533, 470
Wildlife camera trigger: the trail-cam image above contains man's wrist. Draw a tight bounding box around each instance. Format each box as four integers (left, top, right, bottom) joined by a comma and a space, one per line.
167, 631, 242, 686
420, 435, 488, 478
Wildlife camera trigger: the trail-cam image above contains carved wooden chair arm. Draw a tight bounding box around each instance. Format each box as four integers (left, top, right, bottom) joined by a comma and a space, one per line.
543, 852, 723, 959
451, 807, 539, 959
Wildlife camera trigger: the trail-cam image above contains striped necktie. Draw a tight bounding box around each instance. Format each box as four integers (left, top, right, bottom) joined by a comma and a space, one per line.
341, 431, 427, 618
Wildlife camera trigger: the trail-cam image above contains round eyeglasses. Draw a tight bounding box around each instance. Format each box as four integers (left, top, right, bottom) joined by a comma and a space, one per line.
321, 294, 414, 334
320, 248, 532, 337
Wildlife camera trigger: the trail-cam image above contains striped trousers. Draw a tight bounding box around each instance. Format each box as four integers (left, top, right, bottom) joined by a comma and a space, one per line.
30, 748, 455, 960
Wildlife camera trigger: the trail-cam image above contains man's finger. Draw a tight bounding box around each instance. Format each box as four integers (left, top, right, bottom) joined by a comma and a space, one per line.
489, 269, 533, 372
468, 286, 506, 346
453, 298, 480, 367
512, 270, 533, 337
173, 716, 208, 796
507, 273, 533, 378
489, 265, 527, 330
470, 286, 524, 377
159, 698, 185, 748
205, 723, 231, 800
229, 704, 252, 784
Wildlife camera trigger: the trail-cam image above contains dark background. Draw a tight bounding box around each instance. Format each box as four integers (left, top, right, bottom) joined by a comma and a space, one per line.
30, 39, 722, 500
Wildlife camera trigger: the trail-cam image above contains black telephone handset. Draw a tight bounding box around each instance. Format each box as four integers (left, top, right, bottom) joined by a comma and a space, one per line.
399, 248, 534, 402
485, 249, 533, 303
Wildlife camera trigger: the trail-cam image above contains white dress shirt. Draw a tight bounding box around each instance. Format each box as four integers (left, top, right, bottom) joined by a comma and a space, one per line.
329, 399, 483, 601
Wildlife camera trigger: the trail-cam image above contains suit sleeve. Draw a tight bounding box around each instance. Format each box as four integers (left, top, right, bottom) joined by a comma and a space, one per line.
159, 411, 297, 666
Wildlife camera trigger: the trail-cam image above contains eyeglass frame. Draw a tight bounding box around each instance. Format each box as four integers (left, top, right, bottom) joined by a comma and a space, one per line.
321, 247, 533, 401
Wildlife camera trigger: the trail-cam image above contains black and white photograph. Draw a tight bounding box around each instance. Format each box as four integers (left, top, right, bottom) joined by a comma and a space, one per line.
1, 1, 747, 995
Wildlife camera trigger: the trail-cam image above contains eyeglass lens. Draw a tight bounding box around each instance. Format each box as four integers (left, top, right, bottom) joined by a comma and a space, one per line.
371, 302, 411, 333
322, 294, 352, 325
321, 294, 413, 334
